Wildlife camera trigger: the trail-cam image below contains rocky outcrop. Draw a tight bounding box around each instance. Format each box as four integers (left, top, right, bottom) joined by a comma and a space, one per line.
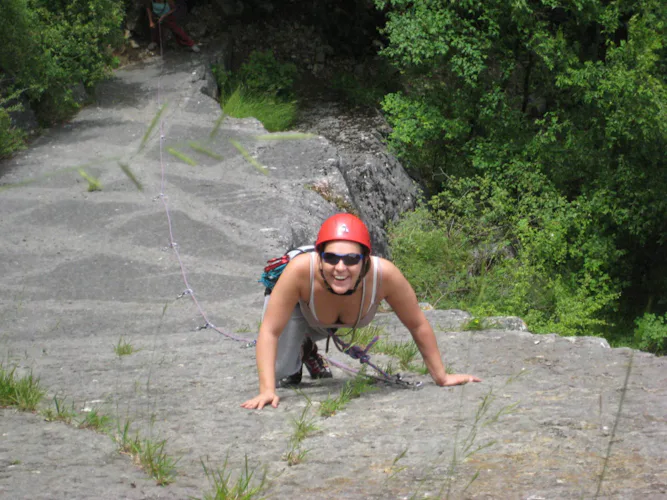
294, 102, 418, 256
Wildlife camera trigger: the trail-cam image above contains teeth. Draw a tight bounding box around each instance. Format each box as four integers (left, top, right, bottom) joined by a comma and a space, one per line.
334, 276, 347, 281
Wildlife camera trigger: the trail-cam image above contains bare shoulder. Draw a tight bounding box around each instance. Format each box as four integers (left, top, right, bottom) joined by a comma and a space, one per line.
375, 257, 402, 280
373, 257, 408, 298
289, 252, 312, 270
279, 251, 312, 283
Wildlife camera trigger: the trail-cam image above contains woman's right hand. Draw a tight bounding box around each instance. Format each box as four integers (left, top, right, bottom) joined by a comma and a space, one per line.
439, 374, 482, 386
241, 391, 280, 410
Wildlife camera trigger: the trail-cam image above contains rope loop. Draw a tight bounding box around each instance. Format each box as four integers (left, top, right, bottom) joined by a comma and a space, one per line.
344, 344, 371, 364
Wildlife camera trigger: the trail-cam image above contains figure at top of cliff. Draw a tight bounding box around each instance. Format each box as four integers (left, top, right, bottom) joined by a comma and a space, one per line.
145, 0, 200, 53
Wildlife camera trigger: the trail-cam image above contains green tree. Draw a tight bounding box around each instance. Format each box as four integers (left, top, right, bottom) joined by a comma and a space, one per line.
0, 0, 123, 137
378, 0, 666, 342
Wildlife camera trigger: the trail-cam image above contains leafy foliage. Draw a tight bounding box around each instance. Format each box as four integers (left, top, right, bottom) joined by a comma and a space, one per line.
213, 50, 297, 101
0, 0, 123, 153
634, 313, 667, 355
0, 105, 26, 159
213, 51, 298, 131
0, 364, 46, 411
379, 0, 667, 344
237, 50, 297, 97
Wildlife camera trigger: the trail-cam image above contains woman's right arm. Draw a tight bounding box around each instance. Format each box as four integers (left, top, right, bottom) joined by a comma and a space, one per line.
240, 256, 306, 410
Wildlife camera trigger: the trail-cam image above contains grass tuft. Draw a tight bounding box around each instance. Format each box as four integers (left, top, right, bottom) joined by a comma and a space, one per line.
376, 339, 419, 370
223, 88, 296, 132
283, 399, 318, 466
114, 419, 178, 486
140, 438, 179, 486
78, 408, 112, 432
319, 372, 376, 418
139, 103, 167, 152
114, 336, 138, 357
0, 364, 46, 411
118, 162, 143, 191
188, 141, 223, 160
42, 395, 76, 423
200, 455, 266, 499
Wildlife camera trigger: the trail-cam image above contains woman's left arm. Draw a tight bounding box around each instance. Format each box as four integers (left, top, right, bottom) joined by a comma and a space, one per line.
382, 259, 481, 386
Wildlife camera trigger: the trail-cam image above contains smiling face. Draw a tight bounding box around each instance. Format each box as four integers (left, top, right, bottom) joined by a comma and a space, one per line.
320, 240, 365, 294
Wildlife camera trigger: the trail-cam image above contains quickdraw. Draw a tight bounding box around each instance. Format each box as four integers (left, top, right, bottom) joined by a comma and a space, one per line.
326, 329, 423, 389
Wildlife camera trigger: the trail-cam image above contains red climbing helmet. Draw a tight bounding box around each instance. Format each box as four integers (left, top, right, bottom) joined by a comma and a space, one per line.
315, 213, 372, 254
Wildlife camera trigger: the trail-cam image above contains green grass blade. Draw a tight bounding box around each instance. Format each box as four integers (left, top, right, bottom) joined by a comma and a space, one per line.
167, 147, 197, 166
188, 141, 223, 160
229, 139, 268, 175
139, 104, 167, 152
209, 112, 227, 140
78, 169, 102, 192
118, 162, 143, 191
0, 158, 120, 193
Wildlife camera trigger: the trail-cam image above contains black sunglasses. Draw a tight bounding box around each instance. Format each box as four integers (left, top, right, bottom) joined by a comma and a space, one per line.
321, 252, 364, 266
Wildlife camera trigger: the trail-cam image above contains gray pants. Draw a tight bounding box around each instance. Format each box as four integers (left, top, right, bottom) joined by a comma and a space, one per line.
263, 296, 328, 379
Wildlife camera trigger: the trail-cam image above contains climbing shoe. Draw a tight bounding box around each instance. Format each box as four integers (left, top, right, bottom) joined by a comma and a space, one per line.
278, 365, 302, 387
302, 337, 333, 379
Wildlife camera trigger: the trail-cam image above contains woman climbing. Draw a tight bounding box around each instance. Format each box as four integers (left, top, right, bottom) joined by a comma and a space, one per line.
241, 213, 481, 410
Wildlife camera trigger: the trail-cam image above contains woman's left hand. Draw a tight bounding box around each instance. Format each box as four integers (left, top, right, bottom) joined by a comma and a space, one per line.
438, 374, 481, 386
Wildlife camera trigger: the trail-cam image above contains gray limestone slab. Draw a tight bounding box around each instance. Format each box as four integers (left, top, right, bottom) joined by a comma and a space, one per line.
0, 53, 665, 500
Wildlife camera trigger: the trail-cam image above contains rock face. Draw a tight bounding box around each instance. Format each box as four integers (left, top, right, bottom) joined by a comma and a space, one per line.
0, 52, 665, 500
292, 101, 418, 256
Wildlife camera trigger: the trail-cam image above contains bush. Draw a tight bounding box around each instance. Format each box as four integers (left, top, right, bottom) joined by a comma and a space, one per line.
212, 50, 299, 131
0, 0, 123, 128
0, 93, 27, 158
212, 50, 298, 102
237, 50, 297, 97
388, 207, 472, 307
388, 173, 621, 337
378, 0, 667, 344
634, 313, 667, 355
211, 66, 235, 102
